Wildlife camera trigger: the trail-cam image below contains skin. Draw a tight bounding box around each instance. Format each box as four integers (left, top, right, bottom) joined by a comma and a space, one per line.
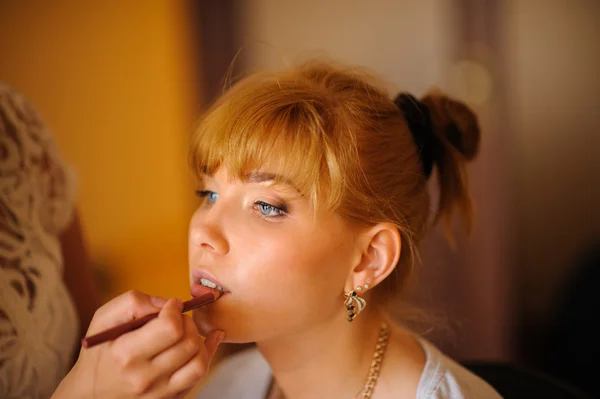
51, 165, 425, 399
52, 294, 223, 398
189, 168, 427, 399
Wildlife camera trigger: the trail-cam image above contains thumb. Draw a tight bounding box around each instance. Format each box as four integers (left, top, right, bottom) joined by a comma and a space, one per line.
204, 330, 226, 363
87, 290, 165, 334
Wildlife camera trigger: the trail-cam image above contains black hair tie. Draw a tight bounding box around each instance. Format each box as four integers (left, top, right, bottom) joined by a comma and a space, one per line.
393, 93, 436, 178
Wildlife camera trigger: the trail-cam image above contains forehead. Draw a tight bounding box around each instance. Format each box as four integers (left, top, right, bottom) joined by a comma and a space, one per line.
188, 77, 345, 216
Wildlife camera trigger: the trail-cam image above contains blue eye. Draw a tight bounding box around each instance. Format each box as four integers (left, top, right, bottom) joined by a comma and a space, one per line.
256, 201, 286, 217
196, 190, 219, 205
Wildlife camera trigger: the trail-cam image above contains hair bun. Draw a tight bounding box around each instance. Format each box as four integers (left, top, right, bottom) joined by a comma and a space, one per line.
418, 91, 481, 237
420, 92, 480, 161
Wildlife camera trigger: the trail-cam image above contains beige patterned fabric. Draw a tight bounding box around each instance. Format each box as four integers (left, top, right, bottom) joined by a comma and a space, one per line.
0, 85, 79, 399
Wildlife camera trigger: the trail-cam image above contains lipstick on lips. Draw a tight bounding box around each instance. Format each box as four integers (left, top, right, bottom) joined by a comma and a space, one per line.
191, 269, 229, 297
81, 286, 223, 349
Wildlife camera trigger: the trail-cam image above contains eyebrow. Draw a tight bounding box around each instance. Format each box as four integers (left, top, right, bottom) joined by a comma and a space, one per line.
246, 172, 278, 183
202, 171, 301, 194
245, 172, 297, 189
248, 172, 306, 196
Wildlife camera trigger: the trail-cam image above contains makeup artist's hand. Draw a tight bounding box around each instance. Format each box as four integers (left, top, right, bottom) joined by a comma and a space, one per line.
51, 290, 225, 399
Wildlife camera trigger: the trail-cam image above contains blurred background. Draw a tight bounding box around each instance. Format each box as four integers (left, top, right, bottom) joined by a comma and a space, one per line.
1, 0, 598, 396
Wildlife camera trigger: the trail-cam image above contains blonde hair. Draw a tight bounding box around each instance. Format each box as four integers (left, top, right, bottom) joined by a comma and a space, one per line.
189, 60, 480, 309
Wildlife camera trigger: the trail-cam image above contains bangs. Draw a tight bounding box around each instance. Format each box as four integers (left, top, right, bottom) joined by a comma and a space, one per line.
189, 74, 348, 211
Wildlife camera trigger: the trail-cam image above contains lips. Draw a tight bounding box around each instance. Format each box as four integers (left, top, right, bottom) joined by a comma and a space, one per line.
189, 283, 220, 299
191, 269, 230, 297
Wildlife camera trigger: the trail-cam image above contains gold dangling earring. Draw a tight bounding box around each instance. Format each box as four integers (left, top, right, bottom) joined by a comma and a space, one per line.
344, 284, 368, 322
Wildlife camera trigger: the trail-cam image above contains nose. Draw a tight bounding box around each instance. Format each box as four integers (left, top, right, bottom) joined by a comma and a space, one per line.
189, 214, 230, 255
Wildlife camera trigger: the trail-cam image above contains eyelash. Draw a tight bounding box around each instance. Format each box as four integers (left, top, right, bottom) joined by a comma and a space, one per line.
254, 200, 287, 218
195, 190, 288, 219
196, 190, 219, 204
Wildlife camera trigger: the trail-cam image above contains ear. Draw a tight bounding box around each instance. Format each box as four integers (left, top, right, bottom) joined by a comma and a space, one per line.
344, 223, 401, 293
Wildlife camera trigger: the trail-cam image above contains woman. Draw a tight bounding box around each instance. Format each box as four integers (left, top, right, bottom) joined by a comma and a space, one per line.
189, 61, 499, 398
53, 61, 501, 398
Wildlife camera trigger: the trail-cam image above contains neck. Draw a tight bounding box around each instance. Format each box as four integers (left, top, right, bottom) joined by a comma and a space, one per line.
257, 308, 385, 399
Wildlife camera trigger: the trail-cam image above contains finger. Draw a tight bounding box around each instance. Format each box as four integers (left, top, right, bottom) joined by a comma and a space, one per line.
174, 388, 194, 399
204, 330, 226, 361
150, 295, 168, 308
150, 315, 204, 377
129, 317, 203, 398
166, 345, 219, 394
143, 327, 224, 397
87, 290, 165, 334
113, 298, 185, 361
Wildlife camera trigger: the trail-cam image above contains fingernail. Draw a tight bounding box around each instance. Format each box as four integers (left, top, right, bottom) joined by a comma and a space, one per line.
151, 296, 168, 308
175, 299, 184, 311
216, 331, 226, 344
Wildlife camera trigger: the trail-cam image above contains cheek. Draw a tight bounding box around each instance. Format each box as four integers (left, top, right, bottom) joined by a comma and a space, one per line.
188, 209, 203, 281
237, 218, 349, 297
194, 220, 354, 342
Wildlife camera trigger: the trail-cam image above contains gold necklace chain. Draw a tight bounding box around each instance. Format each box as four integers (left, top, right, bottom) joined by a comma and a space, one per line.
354, 322, 390, 399
270, 322, 390, 399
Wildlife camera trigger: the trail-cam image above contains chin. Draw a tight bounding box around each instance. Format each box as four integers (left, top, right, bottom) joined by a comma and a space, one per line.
192, 308, 246, 343
193, 307, 282, 344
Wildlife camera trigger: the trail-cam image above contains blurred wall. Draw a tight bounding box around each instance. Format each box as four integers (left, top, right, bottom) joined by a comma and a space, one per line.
504, 0, 600, 352
0, 2, 199, 300
240, 0, 453, 94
